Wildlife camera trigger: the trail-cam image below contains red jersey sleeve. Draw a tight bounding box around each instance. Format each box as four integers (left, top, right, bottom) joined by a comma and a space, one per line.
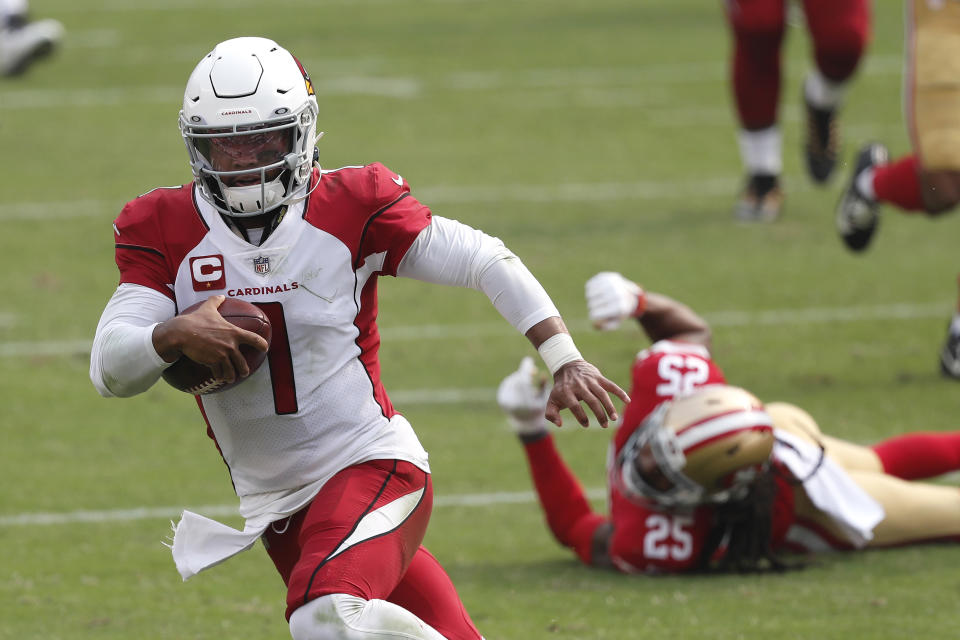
113, 198, 175, 300
111, 184, 204, 301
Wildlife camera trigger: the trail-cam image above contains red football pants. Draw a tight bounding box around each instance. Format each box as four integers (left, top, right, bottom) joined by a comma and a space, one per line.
726, 0, 870, 129
262, 459, 481, 639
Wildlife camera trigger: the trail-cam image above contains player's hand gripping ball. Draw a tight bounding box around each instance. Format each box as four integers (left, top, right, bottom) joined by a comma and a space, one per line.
161, 298, 271, 395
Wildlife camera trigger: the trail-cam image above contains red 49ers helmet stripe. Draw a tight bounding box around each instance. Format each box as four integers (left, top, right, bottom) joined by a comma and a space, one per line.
675, 408, 774, 453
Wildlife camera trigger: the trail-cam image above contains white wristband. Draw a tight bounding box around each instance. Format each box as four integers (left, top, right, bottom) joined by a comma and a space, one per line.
537, 333, 583, 375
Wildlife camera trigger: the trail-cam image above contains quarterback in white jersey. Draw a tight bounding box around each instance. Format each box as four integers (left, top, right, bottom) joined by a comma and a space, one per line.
89, 37, 628, 640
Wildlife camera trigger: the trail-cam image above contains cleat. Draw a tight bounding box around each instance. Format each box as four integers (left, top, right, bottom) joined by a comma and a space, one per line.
836, 142, 889, 252
940, 317, 960, 380
734, 174, 783, 222
0, 17, 64, 77
804, 97, 839, 184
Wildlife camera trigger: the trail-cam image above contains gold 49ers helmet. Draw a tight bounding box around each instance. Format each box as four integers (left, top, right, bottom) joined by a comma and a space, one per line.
614, 385, 776, 507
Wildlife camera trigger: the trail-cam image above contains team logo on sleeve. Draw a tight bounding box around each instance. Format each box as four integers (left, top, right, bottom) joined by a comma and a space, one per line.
190, 254, 226, 291
253, 255, 270, 275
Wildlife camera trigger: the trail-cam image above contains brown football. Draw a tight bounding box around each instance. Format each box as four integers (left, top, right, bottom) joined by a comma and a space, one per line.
161, 298, 272, 395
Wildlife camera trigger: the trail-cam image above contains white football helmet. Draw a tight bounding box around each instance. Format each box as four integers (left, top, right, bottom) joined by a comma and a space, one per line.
614, 385, 775, 507
179, 37, 321, 217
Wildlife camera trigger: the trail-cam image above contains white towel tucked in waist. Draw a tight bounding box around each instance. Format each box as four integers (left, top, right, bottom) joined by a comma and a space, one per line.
773, 428, 885, 548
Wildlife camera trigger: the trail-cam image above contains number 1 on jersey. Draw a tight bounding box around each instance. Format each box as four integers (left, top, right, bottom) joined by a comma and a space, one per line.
253, 302, 298, 415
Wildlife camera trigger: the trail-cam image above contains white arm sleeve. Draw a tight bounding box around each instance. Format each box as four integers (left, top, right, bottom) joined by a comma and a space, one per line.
89, 283, 177, 398
396, 216, 559, 334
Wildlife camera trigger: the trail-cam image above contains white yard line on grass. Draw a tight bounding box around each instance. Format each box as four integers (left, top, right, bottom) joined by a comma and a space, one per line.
0, 53, 903, 109
6, 468, 959, 527
2, 302, 951, 360
53, 0, 480, 11
5, 469, 960, 527
0, 488, 608, 527
0, 199, 118, 220
0, 340, 93, 358
0, 177, 747, 221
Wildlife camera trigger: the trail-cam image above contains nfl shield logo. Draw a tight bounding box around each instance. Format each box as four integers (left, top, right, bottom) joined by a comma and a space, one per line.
253, 256, 270, 275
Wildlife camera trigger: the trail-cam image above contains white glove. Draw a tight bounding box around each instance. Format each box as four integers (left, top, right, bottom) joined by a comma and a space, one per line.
585, 271, 643, 331
496, 356, 552, 435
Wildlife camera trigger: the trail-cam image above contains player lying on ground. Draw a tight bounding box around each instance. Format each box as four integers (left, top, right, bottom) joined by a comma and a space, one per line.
497, 272, 960, 572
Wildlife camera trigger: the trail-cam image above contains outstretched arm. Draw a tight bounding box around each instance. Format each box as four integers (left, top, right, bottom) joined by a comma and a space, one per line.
496, 358, 615, 568
397, 216, 629, 427
638, 292, 711, 347
585, 271, 711, 348
525, 317, 629, 428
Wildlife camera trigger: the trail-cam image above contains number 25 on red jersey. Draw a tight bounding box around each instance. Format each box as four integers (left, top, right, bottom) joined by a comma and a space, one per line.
644, 513, 694, 561
655, 354, 711, 397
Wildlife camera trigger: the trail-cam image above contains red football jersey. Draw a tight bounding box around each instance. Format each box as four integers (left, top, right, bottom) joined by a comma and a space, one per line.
604, 339, 794, 573
613, 340, 726, 456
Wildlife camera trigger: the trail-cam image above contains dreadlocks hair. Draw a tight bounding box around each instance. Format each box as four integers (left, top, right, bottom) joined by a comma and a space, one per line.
695, 470, 803, 573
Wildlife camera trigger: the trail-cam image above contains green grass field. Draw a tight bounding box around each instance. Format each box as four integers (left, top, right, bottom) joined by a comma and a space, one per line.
3, 1, 960, 638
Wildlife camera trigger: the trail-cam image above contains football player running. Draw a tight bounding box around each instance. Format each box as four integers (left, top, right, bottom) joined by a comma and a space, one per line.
725, 0, 870, 222
497, 271, 960, 573
89, 37, 628, 640
834, 0, 960, 380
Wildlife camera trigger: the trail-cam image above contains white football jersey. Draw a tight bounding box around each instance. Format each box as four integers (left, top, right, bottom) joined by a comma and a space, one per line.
111, 164, 431, 499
